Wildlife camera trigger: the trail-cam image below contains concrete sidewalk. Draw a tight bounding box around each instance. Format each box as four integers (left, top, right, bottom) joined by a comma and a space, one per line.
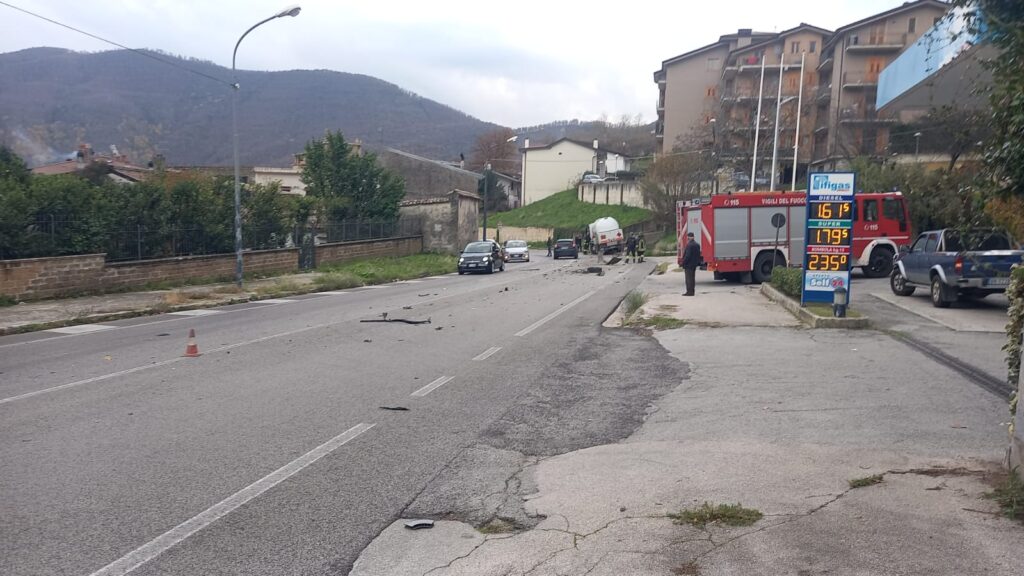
351, 259, 1022, 575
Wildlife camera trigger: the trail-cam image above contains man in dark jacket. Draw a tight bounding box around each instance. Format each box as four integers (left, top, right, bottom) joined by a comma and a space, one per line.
625, 233, 638, 263
680, 232, 701, 296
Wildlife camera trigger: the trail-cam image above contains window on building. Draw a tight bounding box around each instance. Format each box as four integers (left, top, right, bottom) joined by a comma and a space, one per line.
706, 57, 721, 71
908, 17, 916, 33
706, 86, 717, 98
809, 41, 817, 53
790, 41, 800, 53
281, 186, 292, 193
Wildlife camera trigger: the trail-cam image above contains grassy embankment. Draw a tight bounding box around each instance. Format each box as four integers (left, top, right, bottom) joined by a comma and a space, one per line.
489, 189, 653, 247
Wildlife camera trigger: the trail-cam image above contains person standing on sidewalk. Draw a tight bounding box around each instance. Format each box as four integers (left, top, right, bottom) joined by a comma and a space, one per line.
680, 232, 701, 296
546, 236, 553, 257
637, 234, 646, 263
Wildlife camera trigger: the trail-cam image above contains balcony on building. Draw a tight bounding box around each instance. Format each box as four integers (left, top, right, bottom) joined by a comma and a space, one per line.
817, 54, 834, 72
815, 84, 832, 103
838, 105, 896, 125
842, 71, 879, 90
846, 32, 909, 53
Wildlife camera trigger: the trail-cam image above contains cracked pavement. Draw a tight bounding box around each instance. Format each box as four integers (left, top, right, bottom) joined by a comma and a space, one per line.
349, 267, 1024, 575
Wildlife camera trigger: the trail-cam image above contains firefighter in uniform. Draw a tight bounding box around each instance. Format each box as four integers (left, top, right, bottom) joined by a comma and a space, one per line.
637, 234, 646, 263
625, 233, 638, 263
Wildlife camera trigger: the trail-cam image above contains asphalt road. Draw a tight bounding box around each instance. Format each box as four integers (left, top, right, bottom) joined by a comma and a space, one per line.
0, 252, 678, 576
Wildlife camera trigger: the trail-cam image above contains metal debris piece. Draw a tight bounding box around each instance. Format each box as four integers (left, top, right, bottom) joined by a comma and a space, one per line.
404, 519, 435, 530
379, 406, 410, 411
360, 312, 431, 325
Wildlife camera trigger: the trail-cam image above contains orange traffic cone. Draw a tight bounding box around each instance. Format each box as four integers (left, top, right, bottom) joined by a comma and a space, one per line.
183, 328, 201, 357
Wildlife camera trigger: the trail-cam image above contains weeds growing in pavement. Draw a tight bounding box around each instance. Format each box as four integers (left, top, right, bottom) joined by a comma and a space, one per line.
986, 467, 1024, 524
669, 502, 762, 528
848, 474, 885, 488
627, 315, 687, 330
623, 290, 649, 318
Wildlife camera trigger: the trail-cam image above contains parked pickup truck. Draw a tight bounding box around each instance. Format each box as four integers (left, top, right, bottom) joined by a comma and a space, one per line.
890, 228, 1023, 307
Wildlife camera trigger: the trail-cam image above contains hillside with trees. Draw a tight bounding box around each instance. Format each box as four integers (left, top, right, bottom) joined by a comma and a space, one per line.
0, 47, 501, 168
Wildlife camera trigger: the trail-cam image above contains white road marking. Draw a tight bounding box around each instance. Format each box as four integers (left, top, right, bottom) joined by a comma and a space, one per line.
0, 323, 334, 406
315, 291, 350, 296
360, 285, 389, 290
251, 298, 297, 304
86, 423, 375, 576
473, 346, 501, 361
514, 291, 596, 337
411, 376, 454, 397
167, 309, 222, 317
46, 324, 117, 334
398, 280, 424, 284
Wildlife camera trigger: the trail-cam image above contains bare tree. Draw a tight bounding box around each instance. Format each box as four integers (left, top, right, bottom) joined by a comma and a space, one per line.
467, 127, 518, 174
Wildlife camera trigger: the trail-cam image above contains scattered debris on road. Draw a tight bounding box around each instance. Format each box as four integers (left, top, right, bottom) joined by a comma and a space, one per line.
360, 312, 431, 325
379, 406, 409, 411
403, 519, 434, 530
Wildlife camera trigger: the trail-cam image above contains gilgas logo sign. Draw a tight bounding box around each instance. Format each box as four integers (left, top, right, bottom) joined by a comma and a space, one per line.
810, 174, 853, 194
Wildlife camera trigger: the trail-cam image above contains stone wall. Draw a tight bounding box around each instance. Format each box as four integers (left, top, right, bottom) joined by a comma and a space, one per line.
0, 253, 107, 300
0, 234, 425, 301
578, 181, 647, 209
399, 190, 480, 254
316, 236, 422, 266
478, 226, 553, 243
100, 249, 298, 291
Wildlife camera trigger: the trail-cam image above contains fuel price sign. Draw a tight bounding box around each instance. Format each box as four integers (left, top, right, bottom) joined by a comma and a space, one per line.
802, 172, 856, 305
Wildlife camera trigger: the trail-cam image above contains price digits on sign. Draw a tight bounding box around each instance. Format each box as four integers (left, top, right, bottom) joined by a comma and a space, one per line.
813, 227, 849, 246
812, 201, 851, 220
807, 253, 848, 271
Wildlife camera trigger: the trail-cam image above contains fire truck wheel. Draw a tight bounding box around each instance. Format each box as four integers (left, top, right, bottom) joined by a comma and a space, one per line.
752, 252, 783, 284
864, 246, 895, 278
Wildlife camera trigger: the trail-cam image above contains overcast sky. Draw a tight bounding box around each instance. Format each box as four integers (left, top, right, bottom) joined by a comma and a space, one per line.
1, 0, 907, 128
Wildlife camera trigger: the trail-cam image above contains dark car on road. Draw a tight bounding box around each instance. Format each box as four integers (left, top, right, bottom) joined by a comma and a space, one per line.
553, 238, 578, 259
458, 241, 506, 274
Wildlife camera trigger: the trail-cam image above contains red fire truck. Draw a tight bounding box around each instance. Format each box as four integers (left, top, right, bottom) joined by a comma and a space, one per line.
677, 191, 911, 283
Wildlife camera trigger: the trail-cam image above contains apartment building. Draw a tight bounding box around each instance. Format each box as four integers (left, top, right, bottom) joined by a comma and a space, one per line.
718, 23, 831, 187
654, 29, 775, 154
812, 0, 949, 170
655, 0, 951, 185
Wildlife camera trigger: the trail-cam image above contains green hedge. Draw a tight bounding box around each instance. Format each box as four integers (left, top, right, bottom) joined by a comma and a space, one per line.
769, 267, 803, 300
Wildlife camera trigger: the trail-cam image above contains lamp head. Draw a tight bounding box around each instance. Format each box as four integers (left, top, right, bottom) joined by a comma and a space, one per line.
277, 5, 302, 17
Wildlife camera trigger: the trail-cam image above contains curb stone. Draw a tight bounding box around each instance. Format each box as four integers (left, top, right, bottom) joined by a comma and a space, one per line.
760, 283, 871, 329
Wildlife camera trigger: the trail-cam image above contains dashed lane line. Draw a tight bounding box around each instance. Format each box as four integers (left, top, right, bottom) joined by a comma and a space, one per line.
86, 423, 376, 576
411, 376, 454, 397
514, 291, 596, 337
472, 347, 501, 361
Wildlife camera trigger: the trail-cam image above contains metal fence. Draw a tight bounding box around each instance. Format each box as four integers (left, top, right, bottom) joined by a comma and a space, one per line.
1, 216, 424, 262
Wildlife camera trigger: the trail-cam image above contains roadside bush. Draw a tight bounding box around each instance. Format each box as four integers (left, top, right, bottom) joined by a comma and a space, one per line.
769, 266, 803, 300
314, 271, 364, 291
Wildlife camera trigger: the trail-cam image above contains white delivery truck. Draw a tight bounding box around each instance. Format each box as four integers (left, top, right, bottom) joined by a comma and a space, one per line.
588, 217, 624, 254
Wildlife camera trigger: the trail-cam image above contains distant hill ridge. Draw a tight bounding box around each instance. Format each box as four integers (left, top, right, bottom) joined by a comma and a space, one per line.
0, 47, 502, 167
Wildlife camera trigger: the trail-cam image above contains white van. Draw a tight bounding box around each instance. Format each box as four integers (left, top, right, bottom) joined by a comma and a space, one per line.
589, 217, 624, 253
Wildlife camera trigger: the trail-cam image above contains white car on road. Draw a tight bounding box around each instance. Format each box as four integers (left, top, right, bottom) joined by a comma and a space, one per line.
504, 240, 530, 262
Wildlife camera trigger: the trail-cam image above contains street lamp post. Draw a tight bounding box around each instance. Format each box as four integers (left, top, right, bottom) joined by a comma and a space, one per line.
914, 132, 922, 164
480, 135, 518, 241
482, 162, 491, 241
232, 5, 301, 287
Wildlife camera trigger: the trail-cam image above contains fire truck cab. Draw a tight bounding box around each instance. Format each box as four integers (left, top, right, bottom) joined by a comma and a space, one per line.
677, 191, 910, 283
